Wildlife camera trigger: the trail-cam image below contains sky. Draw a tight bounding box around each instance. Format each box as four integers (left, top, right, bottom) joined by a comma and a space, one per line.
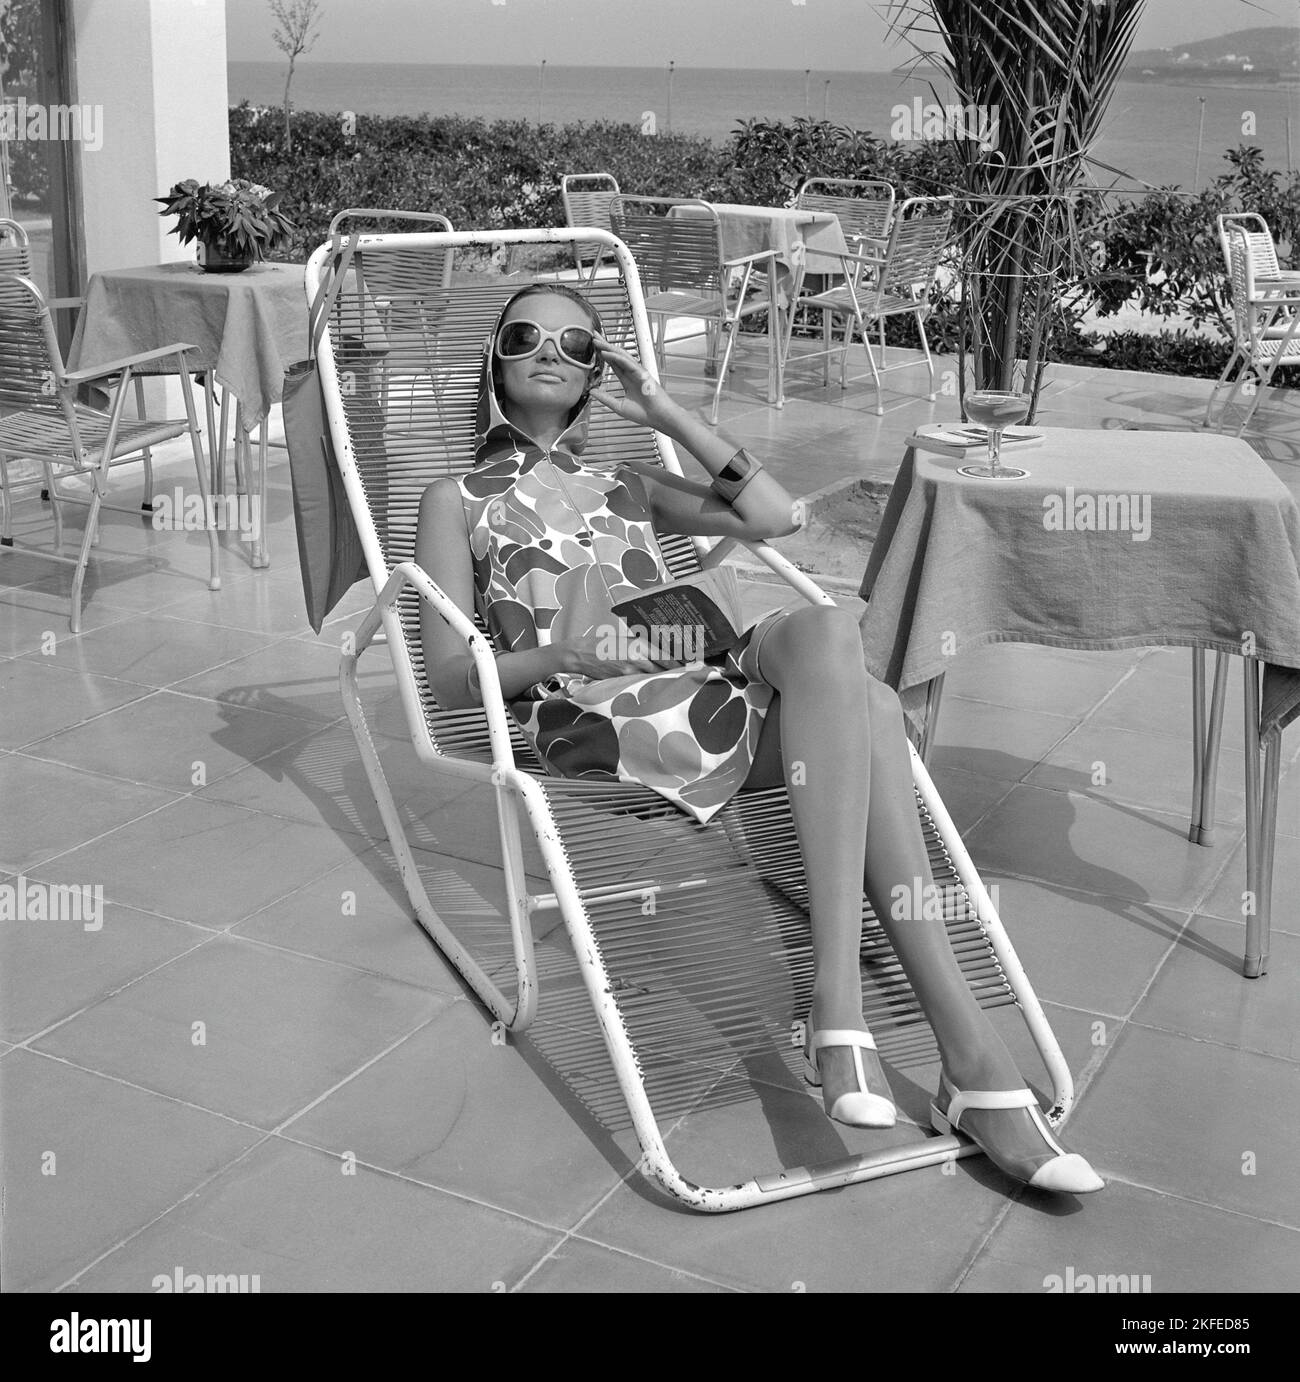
223, 0, 1300, 69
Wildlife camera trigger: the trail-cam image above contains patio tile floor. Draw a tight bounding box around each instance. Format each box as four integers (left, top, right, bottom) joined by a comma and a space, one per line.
1, 343, 1297, 1294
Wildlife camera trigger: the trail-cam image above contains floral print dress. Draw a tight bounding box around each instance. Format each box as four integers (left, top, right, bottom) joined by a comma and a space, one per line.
457, 351, 781, 825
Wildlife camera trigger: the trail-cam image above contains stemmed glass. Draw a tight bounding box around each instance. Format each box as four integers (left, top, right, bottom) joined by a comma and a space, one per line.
957, 390, 1032, 479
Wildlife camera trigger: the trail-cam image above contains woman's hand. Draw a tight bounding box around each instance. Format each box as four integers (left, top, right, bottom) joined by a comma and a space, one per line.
551, 630, 689, 679
588, 334, 685, 434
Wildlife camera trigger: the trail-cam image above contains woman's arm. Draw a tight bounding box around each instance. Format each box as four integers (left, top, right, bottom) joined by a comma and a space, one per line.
415, 479, 675, 709
589, 336, 802, 540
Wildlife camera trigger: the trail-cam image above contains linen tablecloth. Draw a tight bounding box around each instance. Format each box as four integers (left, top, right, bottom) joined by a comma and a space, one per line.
67, 261, 308, 427
858, 427, 1300, 737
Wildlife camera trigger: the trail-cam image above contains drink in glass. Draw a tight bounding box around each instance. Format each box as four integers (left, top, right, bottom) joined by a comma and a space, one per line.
958, 390, 1032, 479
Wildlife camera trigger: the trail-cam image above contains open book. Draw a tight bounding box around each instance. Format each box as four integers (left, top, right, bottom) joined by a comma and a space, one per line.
610, 566, 745, 662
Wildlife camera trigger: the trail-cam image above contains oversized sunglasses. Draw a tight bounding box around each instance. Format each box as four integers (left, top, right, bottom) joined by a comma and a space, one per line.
494, 319, 599, 368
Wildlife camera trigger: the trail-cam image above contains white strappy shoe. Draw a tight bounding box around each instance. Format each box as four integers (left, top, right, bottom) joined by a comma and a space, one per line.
803, 1028, 897, 1129
931, 1073, 1104, 1194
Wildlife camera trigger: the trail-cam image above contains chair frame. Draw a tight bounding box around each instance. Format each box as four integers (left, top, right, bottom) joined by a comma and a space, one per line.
782, 195, 954, 416
0, 270, 219, 631
560, 172, 621, 279
309, 225, 1077, 1211
609, 194, 781, 426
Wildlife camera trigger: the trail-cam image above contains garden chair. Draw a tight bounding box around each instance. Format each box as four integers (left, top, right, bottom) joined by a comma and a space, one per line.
1216, 212, 1284, 284
608, 194, 779, 425
0, 270, 219, 631
782, 195, 954, 415
0, 218, 116, 533
307, 223, 1077, 1211
560, 172, 621, 279
1215, 212, 1299, 343
1203, 221, 1300, 436
794, 176, 895, 252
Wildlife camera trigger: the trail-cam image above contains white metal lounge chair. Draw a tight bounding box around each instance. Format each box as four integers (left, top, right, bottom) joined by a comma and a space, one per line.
308, 225, 1076, 1211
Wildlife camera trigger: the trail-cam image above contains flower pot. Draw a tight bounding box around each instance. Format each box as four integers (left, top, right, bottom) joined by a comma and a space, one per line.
196, 236, 256, 274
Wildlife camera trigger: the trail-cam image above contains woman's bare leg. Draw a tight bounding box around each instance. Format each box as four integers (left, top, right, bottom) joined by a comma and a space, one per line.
744, 605, 891, 1108
749, 607, 1082, 1176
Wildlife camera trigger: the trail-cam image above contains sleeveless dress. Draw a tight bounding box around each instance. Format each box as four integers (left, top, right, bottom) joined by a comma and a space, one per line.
458, 349, 784, 825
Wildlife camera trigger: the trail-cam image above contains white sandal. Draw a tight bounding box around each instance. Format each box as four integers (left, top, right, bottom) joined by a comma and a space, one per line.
803, 1028, 897, 1129
931, 1073, 1104, 1193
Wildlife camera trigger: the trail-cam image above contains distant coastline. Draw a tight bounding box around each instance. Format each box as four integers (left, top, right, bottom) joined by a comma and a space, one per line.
1121, 71, 1300, 91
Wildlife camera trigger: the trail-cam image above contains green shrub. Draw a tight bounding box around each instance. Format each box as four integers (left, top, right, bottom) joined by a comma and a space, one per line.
1080, 147, 1300, 338
230, 103, 731, 261
1056, 328, 1231, 379
229, 107, 1287, 384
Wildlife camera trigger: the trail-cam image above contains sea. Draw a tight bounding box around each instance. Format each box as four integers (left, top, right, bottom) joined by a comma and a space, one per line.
228, 60, 1300, 191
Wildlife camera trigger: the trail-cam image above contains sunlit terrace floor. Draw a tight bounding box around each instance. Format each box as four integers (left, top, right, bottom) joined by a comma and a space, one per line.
2, 338, 1298, 1294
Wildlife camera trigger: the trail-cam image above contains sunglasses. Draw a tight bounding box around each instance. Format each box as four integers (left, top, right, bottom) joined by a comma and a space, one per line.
494, 319, 600, 369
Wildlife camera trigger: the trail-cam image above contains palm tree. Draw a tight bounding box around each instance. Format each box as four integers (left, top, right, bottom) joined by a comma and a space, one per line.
890, 0, 1145, 414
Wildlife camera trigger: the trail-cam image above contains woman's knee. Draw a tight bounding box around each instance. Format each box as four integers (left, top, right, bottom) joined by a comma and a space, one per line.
767, 604, 864, 673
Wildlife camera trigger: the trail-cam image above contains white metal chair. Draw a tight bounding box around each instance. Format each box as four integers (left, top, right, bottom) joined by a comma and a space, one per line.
0, 270, 219, 631
560, 172, 621, 279
609, 194, 780, 425
1204, 221, 1300, 436
308, 224, 1078, 1211
0, 217, 111, 531
794, 177, 895, 251
782, 195, 954, 415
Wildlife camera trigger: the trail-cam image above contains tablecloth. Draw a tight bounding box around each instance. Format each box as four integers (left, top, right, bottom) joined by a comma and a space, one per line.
703, 204, 849, 307
858, 426, 1300, 737
67, 261, 308, 427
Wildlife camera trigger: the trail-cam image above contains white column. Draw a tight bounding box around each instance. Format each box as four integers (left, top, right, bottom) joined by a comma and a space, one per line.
72, 0, 230, 276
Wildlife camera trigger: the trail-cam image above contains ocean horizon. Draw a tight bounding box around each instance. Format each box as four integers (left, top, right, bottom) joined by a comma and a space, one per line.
229, 59, 1300, 190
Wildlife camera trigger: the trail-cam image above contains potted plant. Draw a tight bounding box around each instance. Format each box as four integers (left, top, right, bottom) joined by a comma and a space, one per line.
155, 178, 295, 272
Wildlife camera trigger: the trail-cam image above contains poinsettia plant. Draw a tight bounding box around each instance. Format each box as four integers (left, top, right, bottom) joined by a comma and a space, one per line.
155, 178, 295, 258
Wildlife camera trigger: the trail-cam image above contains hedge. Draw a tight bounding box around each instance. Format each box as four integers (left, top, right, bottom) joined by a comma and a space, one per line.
229, 105, 1294, 379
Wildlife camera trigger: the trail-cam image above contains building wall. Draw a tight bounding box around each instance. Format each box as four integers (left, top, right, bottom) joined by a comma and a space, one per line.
73, 0, 230, 276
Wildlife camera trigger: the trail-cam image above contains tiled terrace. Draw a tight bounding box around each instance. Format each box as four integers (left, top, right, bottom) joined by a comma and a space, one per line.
2, 338, 1298, 1294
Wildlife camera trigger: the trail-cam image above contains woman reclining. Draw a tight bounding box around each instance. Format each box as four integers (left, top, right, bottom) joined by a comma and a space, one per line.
415, 283, 1103, 1196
